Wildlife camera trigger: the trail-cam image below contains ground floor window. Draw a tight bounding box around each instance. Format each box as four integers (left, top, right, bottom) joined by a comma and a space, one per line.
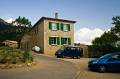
61, 37, 71, 45
49, 37, 71, 45
49, 37, 60, 45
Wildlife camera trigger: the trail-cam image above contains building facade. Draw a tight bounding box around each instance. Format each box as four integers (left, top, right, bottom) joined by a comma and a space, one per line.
20, 17, 76, 55
74, 43, 89, 58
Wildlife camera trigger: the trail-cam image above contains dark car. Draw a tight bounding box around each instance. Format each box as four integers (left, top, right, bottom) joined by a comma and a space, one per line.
88, 53, 120, 73
55, 46, 83, 58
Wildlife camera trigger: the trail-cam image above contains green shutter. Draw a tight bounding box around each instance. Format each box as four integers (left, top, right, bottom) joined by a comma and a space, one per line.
57, 37, 60, 45
61, 23, 64, 31
49, 22, 52, 30
68, 38, 71, 45
61, 38, 64, 45
67, 24, 70, 31
57, 23, 59, 30
49, 37, 52, 45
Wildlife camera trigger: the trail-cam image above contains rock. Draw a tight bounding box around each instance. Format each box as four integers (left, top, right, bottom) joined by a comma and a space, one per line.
27, 63, 32, 66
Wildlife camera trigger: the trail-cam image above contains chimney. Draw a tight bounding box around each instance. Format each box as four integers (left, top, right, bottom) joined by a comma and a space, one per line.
55, 12, 58, 19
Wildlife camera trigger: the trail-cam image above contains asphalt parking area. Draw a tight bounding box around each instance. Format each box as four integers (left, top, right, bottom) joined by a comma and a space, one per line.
62, 58, 120, 79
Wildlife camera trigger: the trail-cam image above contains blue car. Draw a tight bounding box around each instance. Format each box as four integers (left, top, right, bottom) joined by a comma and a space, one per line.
88, 53, 120, 73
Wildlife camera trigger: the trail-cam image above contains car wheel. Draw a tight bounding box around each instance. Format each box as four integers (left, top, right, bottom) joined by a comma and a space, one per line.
62, 55, 64, 58
56, 56, 59, 58
99, 65, 106, 73
72, 56, 74, 59
77, 56, 80, 59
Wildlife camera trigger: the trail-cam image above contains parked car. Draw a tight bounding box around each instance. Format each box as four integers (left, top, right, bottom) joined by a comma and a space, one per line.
55, 46, 83, 58
88, 53, 120, 73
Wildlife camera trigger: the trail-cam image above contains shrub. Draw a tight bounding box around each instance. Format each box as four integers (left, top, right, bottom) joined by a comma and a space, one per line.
0, 46, 33, 64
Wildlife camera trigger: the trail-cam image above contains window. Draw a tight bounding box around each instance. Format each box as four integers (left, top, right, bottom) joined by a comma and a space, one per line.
52, 23, 57, 30
112, 54, 120, 60
49, 22, 59, 30
49, 37, 60, 45
63, 24, 68, 31
61, 23, 70, 31
61, 37, 71, 45
49, 22, 70, 31
63, 38, 68, 44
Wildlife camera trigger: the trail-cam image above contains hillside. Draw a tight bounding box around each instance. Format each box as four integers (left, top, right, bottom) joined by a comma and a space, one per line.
0, 18, 30, 42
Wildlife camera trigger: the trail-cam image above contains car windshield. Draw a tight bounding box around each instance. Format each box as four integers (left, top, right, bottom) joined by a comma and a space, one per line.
99, 53, 112, 59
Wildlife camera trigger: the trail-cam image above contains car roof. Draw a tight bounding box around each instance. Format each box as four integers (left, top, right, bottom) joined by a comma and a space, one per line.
109, 52, 120, 55
99, 52, 120, 59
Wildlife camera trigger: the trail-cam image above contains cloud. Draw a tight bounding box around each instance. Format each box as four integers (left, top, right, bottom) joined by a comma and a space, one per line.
5, 18, 14, 23
74, 28, 104, 45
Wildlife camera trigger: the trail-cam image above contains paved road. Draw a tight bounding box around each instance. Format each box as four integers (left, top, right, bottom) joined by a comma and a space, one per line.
0, 53, 77, 79
63, 58, 120, 79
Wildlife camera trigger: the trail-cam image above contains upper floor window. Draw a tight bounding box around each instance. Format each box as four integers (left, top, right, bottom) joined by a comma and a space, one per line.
49, 22, 59, 30
52, 23, 57, 30
49, 22, 71, 31
61, 23, 70, 31
64, 24, 70, 31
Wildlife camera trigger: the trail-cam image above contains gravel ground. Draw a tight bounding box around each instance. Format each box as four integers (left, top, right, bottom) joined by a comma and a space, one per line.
0, 54, 77, 79
62, 58, 120, 79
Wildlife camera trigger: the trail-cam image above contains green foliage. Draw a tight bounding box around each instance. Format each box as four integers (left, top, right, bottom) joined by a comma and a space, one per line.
12, 16, 32, 28
89, 16, 120, 57
0, 47, 33, 64
0, 17, 32, 47
92, 32, 119, 47
111, 16, 120, 36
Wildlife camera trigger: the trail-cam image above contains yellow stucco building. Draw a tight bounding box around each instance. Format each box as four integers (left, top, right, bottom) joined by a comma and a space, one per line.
20, 16, 76, 55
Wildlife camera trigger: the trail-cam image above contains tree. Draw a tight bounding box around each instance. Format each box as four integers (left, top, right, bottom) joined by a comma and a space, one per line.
111, 16, 120, 37
89, 16, 120, 57
12, 16, 32, 28
11, 16, 32, 48
92, 32, 119, 46
91, 32, 119, 54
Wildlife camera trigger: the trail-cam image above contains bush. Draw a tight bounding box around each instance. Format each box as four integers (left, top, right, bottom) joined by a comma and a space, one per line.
0, 46, 33, 64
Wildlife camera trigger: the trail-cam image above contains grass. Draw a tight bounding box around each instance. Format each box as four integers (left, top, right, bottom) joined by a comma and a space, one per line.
0, 46, 33, 64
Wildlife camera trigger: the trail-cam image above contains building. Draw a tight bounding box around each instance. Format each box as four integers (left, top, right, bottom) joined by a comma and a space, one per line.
3, 40, 18, 48
74, 43, 89, 57
20, 15, 76, 55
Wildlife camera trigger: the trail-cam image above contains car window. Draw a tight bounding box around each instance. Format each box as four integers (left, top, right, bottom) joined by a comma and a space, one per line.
99, 54, 112, 59
111, 54, 120, 60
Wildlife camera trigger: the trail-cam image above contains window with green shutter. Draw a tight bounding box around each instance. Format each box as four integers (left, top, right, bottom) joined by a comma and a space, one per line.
49, 37, 52, 45
67, 24, 70, 31
49, 22, 60, 31
62, 24, 70, 31
49, 37, 60, 45
61, 38, 64, 45
57, 37, 60, 45
49, 22, 52, 30
68, 38, 71, 45
61, 37, 71, 45
61, 23, 64, 31
57, 23, 59, 30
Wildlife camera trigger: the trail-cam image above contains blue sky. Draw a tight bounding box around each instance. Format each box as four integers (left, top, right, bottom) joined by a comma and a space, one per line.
0, 0, 120, 31
0, 0, 120, 44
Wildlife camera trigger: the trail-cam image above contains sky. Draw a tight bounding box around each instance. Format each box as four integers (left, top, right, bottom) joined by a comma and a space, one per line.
0, 0, 120, 45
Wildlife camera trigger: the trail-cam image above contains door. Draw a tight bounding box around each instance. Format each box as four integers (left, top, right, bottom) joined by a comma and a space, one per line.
107, 54, 120, 71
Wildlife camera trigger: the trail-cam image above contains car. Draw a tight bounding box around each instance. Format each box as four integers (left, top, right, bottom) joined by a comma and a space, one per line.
88, 53, 120, 73
55, 46, 83, 58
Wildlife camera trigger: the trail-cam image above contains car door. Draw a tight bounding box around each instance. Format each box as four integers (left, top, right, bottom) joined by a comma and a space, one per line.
107, 54, 120, 71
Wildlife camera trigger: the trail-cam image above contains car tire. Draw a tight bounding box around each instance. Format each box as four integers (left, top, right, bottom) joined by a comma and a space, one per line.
77, 56, 80, 59
56, 56, 59, 58
99, 65, 106, 73
62, 55, 64, 58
